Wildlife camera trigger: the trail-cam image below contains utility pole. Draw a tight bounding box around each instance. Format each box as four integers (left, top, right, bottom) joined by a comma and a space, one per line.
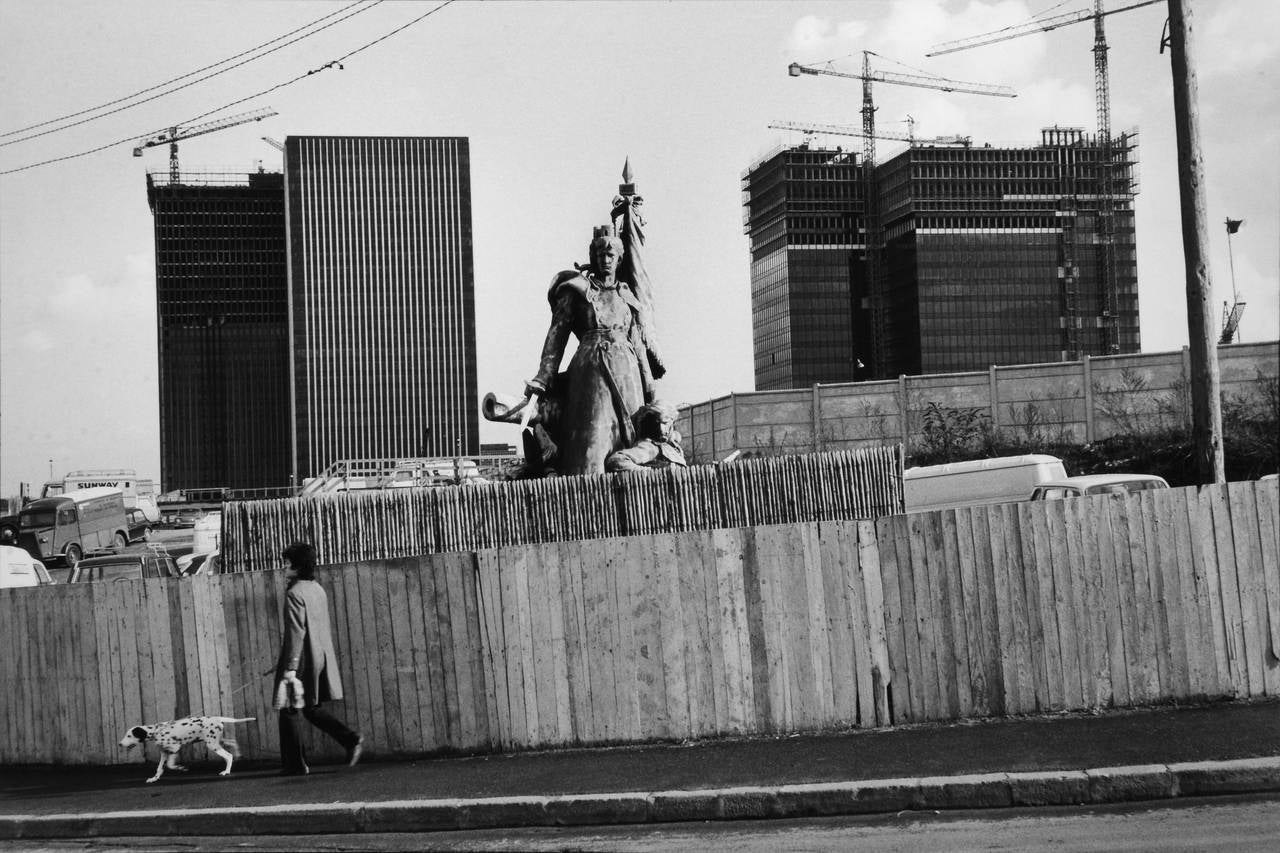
1166, 0, 1224, 484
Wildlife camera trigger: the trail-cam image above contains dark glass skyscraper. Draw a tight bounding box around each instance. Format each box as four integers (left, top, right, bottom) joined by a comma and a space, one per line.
147, 171, 291, 492
741, 145, 868, 391
871, 128, 1140, 377
147, 136, 478, 491
743, 129, 1140, 386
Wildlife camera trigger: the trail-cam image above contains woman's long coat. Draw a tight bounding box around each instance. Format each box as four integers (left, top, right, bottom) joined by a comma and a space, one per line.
275, 578, 344, 703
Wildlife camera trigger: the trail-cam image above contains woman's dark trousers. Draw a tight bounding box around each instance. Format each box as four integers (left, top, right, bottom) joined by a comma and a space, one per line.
278, 703, 358, 772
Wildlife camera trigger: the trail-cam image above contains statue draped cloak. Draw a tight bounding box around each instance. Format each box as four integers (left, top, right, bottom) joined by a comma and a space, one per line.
529, 273, 647, 475
526, 198, 666, 476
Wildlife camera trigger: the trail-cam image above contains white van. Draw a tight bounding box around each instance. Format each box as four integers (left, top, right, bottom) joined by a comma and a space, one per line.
903, 454, 1067, 514
1, 544, 55, 588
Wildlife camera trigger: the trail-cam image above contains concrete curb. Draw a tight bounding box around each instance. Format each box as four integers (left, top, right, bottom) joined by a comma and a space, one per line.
4, 757, 1279, 840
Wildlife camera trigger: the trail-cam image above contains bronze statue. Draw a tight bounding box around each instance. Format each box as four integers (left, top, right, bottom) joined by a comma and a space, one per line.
488, 161, 666, 476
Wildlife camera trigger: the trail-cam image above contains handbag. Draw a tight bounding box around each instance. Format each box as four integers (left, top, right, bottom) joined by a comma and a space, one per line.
273, 672, 306, 710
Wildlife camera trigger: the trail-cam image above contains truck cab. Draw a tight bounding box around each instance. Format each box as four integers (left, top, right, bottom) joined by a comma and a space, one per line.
18, 488, 129, 568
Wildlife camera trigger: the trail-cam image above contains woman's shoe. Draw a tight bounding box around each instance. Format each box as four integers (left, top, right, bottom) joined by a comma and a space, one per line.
346, 735, 364, 767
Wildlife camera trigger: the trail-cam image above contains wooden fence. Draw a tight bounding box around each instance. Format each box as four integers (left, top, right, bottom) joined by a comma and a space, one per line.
220, 445, 905, 572
2, 481, 1276, 766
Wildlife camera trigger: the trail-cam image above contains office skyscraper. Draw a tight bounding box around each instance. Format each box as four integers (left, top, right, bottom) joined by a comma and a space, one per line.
742, 129, 1140, 387
146, 170, 291, 492
741, 145, 869, 391
147, 136, 479, 491
869, 127, 1140, 377
284, 136, 478, 481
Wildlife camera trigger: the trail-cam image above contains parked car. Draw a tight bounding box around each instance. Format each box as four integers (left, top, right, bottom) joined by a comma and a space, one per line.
1, 544, 55, 588
1029, 473, 1170, 501
68, 549, 178, 583
0, 514, 18, 545
126, 508, 153, 543
177, 550, 222, 577
167, 507, 206, 529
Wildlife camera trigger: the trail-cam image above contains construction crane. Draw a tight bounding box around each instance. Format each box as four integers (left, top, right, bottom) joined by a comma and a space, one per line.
262, 137, 285, 152
928, 1, 1163, 356
132, 107, 278, 181
927, 0, 1163, 56
768, 119, 972, 148
1219, 218, 1246, 344
788, 53, 1015, 376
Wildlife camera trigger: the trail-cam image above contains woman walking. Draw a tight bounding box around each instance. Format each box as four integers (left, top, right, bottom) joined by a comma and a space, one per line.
275, 542, 363, 775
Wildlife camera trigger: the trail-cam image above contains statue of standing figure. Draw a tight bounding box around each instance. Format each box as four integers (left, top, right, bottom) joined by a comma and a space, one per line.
485, 160, 681, 477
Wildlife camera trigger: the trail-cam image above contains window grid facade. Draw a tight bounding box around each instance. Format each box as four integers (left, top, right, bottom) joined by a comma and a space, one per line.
285, 136, 479, 481
146, 172, 291, 491
744, 130, 1140, 387
742, 147, 868, 391
872, 129, 1140, 377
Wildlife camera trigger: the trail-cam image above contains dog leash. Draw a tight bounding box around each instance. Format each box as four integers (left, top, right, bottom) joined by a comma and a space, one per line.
223, 668, 275, 699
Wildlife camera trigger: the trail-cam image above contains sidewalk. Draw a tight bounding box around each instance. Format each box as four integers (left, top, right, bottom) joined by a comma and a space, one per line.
3, 699, 1279, 839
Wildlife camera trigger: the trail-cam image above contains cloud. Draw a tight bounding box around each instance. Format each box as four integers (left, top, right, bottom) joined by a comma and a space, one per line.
783, 0, 1057, 138
787, 14, 868, 58
43, 255, 153, 320
47, 273, 97, 312
18, 330, 55, 354
788, 15, 832, 53
834, 20, 871, 44
1201, 2, 1280, 75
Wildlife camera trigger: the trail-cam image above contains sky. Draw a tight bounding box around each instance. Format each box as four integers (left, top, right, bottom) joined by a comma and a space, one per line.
1, 0, 1276, 496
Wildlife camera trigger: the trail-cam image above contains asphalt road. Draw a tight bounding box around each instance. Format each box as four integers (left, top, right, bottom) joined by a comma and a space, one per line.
4, 794, 1278, 852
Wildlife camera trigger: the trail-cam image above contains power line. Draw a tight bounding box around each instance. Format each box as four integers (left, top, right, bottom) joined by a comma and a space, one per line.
174, 1, 458, 133
0, 0, 374, 140
0, 0, 384, 149
331, 0, 456, 65
0, 0, 458, 177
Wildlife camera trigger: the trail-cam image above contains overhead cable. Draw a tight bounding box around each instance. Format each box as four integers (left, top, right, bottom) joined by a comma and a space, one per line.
170, 0, 457, 135
0, 0, 384, 148
0, 0, 456, 176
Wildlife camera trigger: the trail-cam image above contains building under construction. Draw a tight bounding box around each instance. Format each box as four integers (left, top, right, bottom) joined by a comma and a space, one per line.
742, 128, 1140, 388
147, 169, 291, 492
742, 144, 870, 390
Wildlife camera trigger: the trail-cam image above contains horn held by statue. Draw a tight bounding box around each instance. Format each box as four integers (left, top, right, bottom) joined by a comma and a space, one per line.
483, 392, 532, 424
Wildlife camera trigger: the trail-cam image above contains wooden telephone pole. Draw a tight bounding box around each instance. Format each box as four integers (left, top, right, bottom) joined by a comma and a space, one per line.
1166, 0, 1224, 484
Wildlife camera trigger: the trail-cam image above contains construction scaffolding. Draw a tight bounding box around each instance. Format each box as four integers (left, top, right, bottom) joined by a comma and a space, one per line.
741, 128, 1143, 384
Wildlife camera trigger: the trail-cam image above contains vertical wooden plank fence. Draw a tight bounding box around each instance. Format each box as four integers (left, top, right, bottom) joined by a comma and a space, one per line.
220, 446, 905, 572
2, 480, 1276, 766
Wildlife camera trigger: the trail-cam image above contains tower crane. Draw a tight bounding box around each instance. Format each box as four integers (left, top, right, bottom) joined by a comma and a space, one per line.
768, 119, 972, 148
928, 1, 1164, 356
132, 107, 279, 181
1219, 218, 1246, 345
788, 54, 1015, 376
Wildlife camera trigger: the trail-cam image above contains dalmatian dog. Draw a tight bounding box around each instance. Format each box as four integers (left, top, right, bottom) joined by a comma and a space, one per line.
119, 716, 256, 783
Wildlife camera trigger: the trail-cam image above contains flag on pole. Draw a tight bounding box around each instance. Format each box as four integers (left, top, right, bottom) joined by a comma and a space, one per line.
1226, 218, 1244, 234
